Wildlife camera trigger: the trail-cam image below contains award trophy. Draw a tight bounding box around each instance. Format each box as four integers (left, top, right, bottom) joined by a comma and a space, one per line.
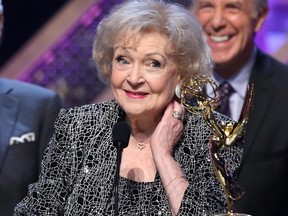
177, 75, 253, 216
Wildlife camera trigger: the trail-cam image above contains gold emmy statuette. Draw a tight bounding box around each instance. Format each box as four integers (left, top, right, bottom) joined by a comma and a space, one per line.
178, 75, 253, 216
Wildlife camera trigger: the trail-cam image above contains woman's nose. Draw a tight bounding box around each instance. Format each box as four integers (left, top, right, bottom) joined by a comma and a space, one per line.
126, 64, 145, 85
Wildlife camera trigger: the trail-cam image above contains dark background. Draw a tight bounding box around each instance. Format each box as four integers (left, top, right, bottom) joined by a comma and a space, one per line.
0, 0, 68, 68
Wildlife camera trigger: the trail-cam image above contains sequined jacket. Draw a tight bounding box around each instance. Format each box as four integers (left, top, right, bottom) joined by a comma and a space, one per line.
14, 100, 243, 216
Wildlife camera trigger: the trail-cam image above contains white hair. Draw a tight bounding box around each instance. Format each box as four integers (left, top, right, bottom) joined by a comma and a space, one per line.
93, 0, 213, 82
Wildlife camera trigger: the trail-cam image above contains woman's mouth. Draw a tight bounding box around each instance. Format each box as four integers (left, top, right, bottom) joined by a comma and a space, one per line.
125, 90, 148, 98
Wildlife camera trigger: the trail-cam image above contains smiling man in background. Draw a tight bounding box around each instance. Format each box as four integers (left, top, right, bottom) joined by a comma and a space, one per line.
188, 0, 288, 215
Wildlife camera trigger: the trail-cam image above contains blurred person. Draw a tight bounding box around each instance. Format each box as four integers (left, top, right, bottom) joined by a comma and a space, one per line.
189, 0, 288, 215
0, 1, 63, 215
14, 0, 243, 215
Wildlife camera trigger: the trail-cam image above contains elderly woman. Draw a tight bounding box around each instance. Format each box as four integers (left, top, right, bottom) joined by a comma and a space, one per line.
14, 0, 243, 215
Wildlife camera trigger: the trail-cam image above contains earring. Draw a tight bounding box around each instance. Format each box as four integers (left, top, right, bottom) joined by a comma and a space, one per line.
175, 84, 181, 99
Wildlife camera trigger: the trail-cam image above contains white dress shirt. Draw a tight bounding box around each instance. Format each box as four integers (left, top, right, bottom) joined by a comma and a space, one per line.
207, 48, 257, 121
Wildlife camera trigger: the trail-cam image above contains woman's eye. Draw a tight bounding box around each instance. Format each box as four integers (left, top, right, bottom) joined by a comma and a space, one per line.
145, 60, 165, 74
114, 55, 131, 71
116, 56, 129, 64
150, 60, 161, 68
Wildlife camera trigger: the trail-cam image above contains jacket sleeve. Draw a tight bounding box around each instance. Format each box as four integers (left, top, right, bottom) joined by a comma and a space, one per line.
38, 93, 63, 173
14, 108, 78, 215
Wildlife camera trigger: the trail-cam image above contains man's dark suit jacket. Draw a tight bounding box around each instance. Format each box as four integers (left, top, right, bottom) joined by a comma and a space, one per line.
0, 78, 62, 215
234, 50, 288, 216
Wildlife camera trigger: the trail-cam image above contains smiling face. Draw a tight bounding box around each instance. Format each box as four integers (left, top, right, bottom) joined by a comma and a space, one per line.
111, 31, 180, 120
193, 0, 267, 77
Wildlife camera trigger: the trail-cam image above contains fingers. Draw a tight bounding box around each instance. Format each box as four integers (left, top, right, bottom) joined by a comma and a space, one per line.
151, 100, 185, 155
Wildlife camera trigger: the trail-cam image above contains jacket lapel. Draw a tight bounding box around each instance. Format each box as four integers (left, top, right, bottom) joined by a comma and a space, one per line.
241, 50, 275, 163
0, 80, 20, 174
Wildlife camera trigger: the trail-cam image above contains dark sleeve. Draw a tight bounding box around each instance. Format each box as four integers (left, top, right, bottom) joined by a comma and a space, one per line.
176, 114, 244, 215
38, 93, 63, 173
14, 108, 76, 215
